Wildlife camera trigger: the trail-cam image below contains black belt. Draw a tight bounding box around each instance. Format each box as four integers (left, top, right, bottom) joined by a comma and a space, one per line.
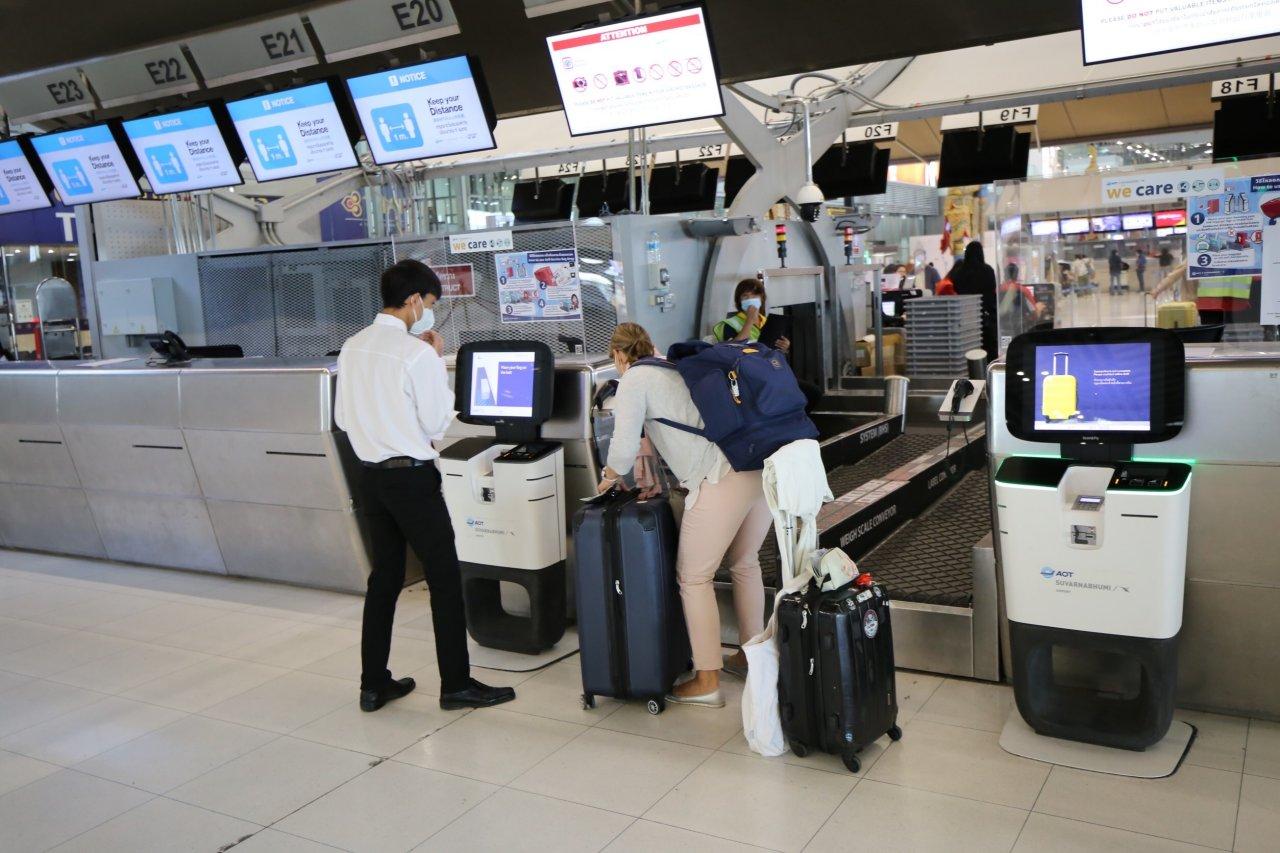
363, 456, 430, 469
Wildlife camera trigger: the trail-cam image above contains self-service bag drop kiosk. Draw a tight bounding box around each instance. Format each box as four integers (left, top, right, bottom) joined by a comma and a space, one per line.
440, 341, 567, 654
995, 328, 1195, 769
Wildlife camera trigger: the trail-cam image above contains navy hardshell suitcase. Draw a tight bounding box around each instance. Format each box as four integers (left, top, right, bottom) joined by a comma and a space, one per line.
779, 578, 902, 772
776, 583, 824, 754
573, 491, 690, 715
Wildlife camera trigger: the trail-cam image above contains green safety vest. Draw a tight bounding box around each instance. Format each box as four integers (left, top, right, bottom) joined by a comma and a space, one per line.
712, 311, 764, 342
1196, 275, 1252, 300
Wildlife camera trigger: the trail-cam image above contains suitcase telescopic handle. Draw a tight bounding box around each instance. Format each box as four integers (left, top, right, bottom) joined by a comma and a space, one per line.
1052, 351, 1068, 375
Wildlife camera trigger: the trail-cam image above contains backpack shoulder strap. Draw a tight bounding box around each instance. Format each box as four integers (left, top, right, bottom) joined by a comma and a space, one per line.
631, 356, 678, 371
652, 417, 705, 436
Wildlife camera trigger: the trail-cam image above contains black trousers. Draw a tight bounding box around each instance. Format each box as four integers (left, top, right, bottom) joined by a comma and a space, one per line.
358, 464, 470, 693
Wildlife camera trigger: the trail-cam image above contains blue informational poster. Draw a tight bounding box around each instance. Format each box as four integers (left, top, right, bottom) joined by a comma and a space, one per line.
29, 124, 141, 205
1185, 175, 1280, 278
0, 140, 53, 214
1033, 343, 1151, 432
494, 248, 582, 323
122, 106, 242, 194
346, 57, 495, 165
226, 83, 359, 182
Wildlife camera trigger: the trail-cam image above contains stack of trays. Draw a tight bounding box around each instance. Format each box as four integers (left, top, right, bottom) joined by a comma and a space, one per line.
904, 295, 982, 377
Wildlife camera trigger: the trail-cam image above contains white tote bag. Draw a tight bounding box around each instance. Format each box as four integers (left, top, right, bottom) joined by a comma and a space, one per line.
741, 573, 812, 757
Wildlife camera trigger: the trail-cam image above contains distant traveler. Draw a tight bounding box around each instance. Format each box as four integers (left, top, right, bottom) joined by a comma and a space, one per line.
598, 323, 771, 708
949, 241, 998, 360
924, 261, 941, 293
1136, 247, 1149, 291
1108, 249, 1124, 295
1071, 254, 1093, 291
336, 259, 515, 713
1159, 247, 1175, 272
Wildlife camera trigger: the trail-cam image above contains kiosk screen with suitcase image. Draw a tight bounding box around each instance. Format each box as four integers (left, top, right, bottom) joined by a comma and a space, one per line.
995, 327, 1196, 776
439, 340, 567, 655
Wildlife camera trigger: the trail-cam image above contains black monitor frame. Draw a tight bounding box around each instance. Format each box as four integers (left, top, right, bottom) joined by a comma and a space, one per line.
27, 119, 146, 205
1004, 327, 1185, 457
120, 100, 247, 195
454, 340, 555, 443
225, 78, 362, 184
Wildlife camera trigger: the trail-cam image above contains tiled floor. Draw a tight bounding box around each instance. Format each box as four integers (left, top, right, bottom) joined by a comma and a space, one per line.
0, 549, 1276, 852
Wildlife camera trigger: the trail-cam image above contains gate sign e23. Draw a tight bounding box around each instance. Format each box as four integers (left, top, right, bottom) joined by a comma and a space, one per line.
29, 124, 141, 205
226, 83, 359, 182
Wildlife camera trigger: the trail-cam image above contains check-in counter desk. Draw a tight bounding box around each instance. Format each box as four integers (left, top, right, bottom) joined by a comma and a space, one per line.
989, 344, 1280, 718
0, 358, 371, 591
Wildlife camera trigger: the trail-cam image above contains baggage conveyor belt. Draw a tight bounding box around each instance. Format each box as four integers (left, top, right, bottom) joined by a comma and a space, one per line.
860, 471, 991, 607
752, 432, 951, 586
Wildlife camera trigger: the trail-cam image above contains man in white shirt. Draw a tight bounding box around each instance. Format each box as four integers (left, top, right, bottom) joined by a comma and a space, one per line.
336, 259, 515, 713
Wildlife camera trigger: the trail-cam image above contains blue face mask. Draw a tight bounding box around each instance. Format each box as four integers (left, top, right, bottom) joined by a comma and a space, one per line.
740, 297, 763, 312
409, 304, 435, 336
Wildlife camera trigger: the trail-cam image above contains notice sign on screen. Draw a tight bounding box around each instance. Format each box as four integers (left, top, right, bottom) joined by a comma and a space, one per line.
1081, 0, 1280, 64
123, 106, 241, 194
347, 56, 495, 165
546, 7, 724, 136
1034, 343, 1151, 432
469, 351, 537, 419
0, 140, 52, 214
227, 82, 358, 182
30, 125, 141, 205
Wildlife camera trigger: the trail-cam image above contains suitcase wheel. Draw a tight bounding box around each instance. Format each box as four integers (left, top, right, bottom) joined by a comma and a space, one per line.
888, 725, 903, 742
582, 693, 596, 711
789, 741, 809, 758
841, 753, 861, 774
646, 698, 665, 715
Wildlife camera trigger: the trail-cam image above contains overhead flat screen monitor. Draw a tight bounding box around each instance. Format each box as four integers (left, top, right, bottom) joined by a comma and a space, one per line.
29, 123, 142, 205
0, 139, 54, 214
1030, 219, 1060, 237
936, 125, 1030, 188
1091, 215, 1122, 233
1005, 327, 1185, 445
1213, 93, 1280, 162
1155, 209, 1187, 228
1060, 217, 1090, 235
454, 340, 555, 428
1122, 211, 1154, 230
346, 55, 497, 165
122, 105, 243, 194
226, 81, 359, 182
1080, 0, 1280, 65
546, 4, 725, 136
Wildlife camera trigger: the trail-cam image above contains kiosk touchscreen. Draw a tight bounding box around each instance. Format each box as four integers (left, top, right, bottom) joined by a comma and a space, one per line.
441, 341, 565, 654
996, 328, 1192, 758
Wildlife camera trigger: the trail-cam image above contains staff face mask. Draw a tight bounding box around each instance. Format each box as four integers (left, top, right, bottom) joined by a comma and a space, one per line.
409, 300, 435, 336
740, 297, 763, 312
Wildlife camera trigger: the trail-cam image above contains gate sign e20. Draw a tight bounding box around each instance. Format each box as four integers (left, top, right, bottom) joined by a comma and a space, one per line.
307, 0, 460, 63
29, 124, 142, 205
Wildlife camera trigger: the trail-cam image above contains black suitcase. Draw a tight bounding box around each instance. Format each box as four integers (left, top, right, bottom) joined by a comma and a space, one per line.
778, 578, 902, 772
573, 491, 689, 715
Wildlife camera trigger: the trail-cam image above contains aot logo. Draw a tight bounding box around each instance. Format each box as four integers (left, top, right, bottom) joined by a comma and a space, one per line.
1040, 566, 1054, 579
465, 517, 482, 528
1041, 566, 1074, 579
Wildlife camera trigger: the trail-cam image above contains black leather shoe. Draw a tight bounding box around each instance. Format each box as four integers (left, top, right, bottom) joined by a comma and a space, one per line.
439, 678, 516, 710
359, 676, 416, 712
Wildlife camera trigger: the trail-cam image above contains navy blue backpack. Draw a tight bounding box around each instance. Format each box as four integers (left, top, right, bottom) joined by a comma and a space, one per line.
636, 340, 817, 471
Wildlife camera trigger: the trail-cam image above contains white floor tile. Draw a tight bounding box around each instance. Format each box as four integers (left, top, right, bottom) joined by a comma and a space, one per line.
394, 706, 584, 784
0, 669, 31, 694
418, 787, 631, 852
498, 658, 624, 726
806, 779, 1028, 853
1013, 813, 1216, 852
37, 592, 163, 631
866, 719, 1051, 810
645, 751, 854, 853
275, 760, 495, 853
92, 601, 229, 641
0, 618, 71, 657
0, 749, 60, 797
1236, 773, 1280, 853
1244, 719, 1280, 780
0, 584, 98, 620
151, 610, 303, 655
201, 670, 353, 734
0, 769, 151, 852
296, 690, 467, 758
0, 694, 183, 766
226, 622, 361, 670
225, 829, 348, 852
123, 656, 288, 713
1178, 710, 1248, 773
49, 795, 260, 852
0, 630, 133, 677
0, 678, 110, 738
597, 684, 746, 749
76, 714, 277, 794
895, 670, 946, 721
48, 641, 208, 694
720, 723, 895, 777
914, 678, 1015, 733
303, 636, 436, 683
169, 736, 374, 826
1033, 763, 1241, 850
513, 726, 711, 816
606, 820, 772, 852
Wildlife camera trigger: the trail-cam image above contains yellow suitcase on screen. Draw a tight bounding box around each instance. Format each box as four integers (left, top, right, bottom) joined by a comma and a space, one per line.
1041, 352, 1077, 422
1157, 301, 1199, 329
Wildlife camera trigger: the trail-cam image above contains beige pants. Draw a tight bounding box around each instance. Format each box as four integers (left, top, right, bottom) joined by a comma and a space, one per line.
677, 469, 772, 671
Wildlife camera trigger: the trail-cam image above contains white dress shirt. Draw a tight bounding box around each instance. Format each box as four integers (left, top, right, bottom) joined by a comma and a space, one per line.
335, 313, 455, 463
